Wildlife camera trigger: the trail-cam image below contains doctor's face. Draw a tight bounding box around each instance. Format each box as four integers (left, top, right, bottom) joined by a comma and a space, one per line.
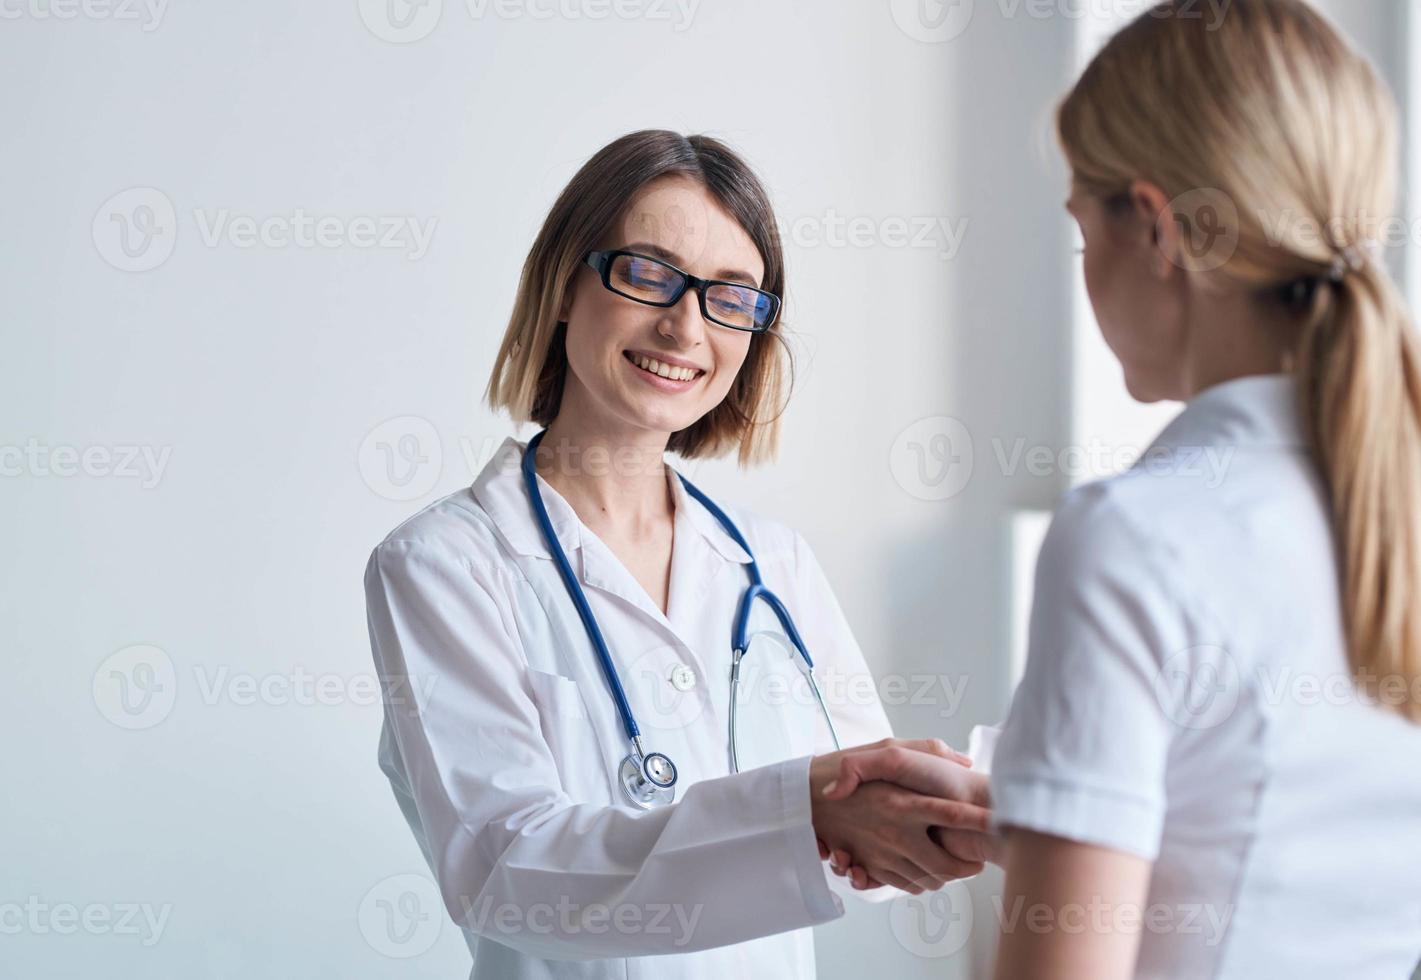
558, 176, 763, 440
1067, 181, 1189, 403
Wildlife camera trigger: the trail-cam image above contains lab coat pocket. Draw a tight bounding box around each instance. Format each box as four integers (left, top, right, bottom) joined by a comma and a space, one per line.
524, 668, 600, 798
525, 668, 588, 720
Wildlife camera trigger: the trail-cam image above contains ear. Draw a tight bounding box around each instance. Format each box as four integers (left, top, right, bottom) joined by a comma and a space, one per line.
1128, 179, 1180, 280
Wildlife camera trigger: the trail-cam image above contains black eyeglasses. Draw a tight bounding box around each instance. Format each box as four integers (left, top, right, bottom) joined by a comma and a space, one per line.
584, 249, 781, 333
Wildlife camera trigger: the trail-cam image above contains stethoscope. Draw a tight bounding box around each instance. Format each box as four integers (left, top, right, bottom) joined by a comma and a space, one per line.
521, 430, 841, 809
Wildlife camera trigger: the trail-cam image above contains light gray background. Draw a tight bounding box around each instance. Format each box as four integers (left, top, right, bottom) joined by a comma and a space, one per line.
2, 1, 1410, 977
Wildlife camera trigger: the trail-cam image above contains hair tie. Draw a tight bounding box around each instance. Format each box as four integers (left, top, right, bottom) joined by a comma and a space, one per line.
1329, 239, 1381, 282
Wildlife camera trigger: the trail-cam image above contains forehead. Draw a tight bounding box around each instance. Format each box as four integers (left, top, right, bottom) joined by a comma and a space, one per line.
613, 175, 765, 283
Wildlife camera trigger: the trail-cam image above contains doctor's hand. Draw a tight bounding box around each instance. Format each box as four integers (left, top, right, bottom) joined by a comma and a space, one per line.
808, 738, 990, 895
820, 742, 1005, 889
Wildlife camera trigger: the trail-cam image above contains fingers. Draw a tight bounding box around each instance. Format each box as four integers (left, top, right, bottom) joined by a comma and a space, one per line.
856, 736, 971, 766
832, 850, 899, 894
885, 737, 971, 767
836, 839, 975, 892
933, 826, 1006, 867
849, 854, 971, 892
833, 846, 935, 894
898, 826, 987, 883
853, 828, 972, 891
823, 742, 984, 802
830, 847, 894, 893
849, 866, 887, 890
918, 738, 973, 768
829, 846, 895, 892
962, 768, 994, 808
831, 851, 892, 894
817, 836, 830, 861
866, 858, 930, 894
913, 797, 993, 834
816, 756, 992, 895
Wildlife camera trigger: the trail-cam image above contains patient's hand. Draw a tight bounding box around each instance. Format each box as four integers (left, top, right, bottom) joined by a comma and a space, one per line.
820, 742, 1004, 888
808, 738, 992, 894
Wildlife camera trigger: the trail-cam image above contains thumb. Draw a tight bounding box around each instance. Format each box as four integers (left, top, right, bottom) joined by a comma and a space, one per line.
821, 746, 904, 800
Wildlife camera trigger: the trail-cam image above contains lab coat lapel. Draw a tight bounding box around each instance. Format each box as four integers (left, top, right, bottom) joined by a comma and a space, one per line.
575, 492, 713, 682
470, 437, 750, 682
515, 459, 704, 676
558, 466, 750, 687
575, 532, 677, 631
664, 469, 751, 634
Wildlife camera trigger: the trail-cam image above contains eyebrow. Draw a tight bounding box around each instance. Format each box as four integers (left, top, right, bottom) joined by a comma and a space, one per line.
622, 241, 762, 287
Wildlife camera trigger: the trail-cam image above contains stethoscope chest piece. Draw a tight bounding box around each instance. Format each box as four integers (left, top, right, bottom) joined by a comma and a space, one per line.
619, 751, 678, 810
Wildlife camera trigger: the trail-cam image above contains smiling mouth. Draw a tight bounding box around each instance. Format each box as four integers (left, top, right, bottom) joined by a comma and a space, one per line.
624, 351, 705, 383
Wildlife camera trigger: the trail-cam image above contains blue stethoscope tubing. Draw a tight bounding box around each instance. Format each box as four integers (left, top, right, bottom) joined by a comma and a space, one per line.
521, 429, 840, 808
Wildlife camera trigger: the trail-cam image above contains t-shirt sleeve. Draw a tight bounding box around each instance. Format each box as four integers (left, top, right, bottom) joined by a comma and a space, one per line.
989, 482, 1202, 861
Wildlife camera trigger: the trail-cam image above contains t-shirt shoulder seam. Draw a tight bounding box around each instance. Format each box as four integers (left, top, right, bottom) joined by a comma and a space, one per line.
1064, 477, 1230, 640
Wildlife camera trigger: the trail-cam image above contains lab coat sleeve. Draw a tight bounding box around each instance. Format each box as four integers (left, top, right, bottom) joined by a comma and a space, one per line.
989, 483, 1202, 861
364, 538, 843, 960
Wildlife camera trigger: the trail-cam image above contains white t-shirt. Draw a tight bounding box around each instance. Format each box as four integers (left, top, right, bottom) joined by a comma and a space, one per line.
991, 374, 1421, 978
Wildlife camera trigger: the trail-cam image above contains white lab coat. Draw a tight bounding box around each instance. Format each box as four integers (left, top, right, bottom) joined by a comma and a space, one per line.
364, 436, 894, 979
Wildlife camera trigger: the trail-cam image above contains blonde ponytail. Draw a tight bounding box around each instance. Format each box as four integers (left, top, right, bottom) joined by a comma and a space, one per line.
1297, 260, 1421, 720
1059, 0, 1421, 722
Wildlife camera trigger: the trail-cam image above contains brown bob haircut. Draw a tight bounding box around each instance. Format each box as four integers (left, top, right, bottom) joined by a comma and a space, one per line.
485, 129, 792, 466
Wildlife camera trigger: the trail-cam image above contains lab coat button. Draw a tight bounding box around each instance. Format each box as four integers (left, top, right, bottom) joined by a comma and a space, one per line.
669, 664, 697, 691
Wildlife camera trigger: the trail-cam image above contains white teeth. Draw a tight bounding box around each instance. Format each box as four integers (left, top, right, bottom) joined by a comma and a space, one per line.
631, 353, 699, 382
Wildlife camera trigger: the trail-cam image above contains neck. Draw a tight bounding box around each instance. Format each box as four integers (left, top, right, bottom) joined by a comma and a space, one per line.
536, 403, 674, 531
1179, 284, 1296, 399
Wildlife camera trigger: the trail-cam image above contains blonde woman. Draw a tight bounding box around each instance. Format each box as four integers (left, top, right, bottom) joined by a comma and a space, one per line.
824, 1, 1421, 976
363, 130, 993, 980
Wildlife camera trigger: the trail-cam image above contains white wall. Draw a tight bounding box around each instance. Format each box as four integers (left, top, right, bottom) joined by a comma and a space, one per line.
2, 1, 1410, 978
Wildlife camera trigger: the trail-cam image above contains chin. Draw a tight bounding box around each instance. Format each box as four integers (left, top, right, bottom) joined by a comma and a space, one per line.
1120, 368, 1172, 404
621, 400, 704, 438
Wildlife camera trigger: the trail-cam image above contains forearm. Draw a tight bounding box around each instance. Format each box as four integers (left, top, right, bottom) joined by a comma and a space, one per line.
433, 756, 841, 960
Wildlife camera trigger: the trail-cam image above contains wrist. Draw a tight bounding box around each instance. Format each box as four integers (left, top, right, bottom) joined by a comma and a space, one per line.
808, 753, 840, 834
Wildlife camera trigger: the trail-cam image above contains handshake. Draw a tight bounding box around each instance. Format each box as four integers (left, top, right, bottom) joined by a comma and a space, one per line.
809, 737, 1004, 894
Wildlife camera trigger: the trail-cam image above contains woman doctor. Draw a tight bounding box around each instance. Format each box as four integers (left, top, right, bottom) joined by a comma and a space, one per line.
363, 129, 994, 979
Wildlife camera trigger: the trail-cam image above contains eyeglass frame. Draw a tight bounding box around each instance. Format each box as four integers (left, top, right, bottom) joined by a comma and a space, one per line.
583, 249, 782, 333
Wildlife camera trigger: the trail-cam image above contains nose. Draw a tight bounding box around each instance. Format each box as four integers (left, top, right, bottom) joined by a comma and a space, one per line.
657, 285, 707, 349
